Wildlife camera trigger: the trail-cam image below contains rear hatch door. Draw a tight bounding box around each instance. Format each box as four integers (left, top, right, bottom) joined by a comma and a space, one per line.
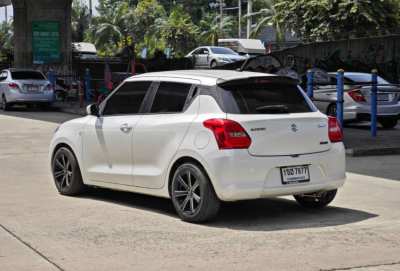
219, 77, 331, 156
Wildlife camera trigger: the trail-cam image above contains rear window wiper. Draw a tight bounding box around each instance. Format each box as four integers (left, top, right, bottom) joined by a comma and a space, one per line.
255, 105, 289, 114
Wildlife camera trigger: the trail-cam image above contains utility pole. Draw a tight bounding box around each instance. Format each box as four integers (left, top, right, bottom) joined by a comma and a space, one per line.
89, 0, 93, 18
238, 0, 241, 38
219, 0, 224, 32
247, 0, 252, 38
4, 6, 7, 22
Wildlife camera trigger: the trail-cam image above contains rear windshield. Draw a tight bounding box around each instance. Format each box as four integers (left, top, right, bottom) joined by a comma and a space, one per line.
11, 71, 45, 80
220, 82, 313, 114
345, 74, 388, 84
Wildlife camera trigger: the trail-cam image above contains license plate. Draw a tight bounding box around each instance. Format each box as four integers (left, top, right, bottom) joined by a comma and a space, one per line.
26, 85, 39, 92
280, 165, 310, 185
378, 94, 389, 101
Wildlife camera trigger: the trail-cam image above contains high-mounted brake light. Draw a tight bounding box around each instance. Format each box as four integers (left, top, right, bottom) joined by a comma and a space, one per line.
348, 88, 366, 102
203, 119, 252, 149
328, 116, 343, 143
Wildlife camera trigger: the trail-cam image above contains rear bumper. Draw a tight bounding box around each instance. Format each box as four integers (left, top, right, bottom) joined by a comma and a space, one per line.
345, 103, 400, 120
356, 113, 400, 121
6, 92, 54, 103
204, 143, 346, 202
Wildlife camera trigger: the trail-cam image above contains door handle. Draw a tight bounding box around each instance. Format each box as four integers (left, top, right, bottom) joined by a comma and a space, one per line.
120, 123, 132, 133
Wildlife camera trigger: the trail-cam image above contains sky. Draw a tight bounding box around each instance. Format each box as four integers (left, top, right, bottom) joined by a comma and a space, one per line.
0, 0, 99, 22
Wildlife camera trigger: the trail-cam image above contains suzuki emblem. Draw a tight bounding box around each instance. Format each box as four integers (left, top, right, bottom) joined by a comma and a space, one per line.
291, 124, 298, 132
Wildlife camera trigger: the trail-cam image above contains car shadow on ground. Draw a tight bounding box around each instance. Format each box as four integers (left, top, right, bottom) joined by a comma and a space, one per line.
0, 106, 76, 124
82, 188, 377, 231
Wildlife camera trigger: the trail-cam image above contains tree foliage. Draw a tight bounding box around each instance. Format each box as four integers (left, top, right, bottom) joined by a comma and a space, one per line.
159, 5, 199, 57
69, 0, 400, 57
71, 0, 91, 42
275, 0, 400, 42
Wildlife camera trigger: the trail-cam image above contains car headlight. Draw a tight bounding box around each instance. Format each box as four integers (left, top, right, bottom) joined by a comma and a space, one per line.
219, 58, 231, 62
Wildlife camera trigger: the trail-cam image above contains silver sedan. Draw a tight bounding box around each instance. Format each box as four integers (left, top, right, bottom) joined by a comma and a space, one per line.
0, 69, 54, 110
186, 46, 246, 69
313, 72, 400, 128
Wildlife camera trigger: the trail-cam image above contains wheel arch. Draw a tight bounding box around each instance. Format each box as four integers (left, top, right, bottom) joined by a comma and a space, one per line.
51, 142, 75, 161
167, 156, 214, 197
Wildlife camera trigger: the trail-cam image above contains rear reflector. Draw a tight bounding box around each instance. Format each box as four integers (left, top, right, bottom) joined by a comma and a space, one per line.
328, 117, 343, 143
203, 119, 252, 149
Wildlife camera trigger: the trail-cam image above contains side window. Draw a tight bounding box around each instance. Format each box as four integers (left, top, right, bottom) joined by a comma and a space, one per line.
102, 81, 151, 116
203, 48, 209, 54
150, 82, 192, 113
0, 72, 7, 81
193, 48, 201, 55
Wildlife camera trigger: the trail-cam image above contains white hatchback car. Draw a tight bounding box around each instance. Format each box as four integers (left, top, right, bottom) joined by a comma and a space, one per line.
49, 70, 346, 222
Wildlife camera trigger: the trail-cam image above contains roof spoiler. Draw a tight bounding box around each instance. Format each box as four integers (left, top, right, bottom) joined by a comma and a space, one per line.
217, 76, 299, 87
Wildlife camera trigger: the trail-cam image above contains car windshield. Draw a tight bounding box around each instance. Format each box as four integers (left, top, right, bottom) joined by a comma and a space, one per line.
210, 47, 238, 55
11, 71, 45, 80
345, 73, 389, 84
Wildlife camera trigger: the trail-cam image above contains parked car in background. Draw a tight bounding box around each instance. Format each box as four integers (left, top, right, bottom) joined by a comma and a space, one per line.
186, 46, 246, 69
0, 69, 54, 111
313, 72, 400, 128
50, 70, 346, 223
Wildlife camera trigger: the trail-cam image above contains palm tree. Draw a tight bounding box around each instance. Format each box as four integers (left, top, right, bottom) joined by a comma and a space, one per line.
87, 2, 131, 54
71, 0, 91, 42
159, 5, 199, 57
245, 0, 285, 41
199, 13, 234, 46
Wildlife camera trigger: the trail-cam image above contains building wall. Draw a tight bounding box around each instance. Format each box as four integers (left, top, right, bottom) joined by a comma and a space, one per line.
273, 35, 400, 83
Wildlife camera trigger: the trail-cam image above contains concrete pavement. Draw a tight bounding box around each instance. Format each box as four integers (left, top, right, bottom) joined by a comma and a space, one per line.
1, 110, 400, 271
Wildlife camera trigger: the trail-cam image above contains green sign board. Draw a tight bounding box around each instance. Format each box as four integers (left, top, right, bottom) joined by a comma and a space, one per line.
32, 21, 61, 64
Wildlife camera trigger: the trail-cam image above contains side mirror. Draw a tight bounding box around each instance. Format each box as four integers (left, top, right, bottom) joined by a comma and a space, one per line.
86, 104, 99, 117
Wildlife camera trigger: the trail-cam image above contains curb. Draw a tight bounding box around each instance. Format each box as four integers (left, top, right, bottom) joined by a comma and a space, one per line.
346, 147, 400, 157
55, 106, 86, 116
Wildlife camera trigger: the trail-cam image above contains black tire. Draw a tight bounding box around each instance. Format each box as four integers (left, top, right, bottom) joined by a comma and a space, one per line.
379, 118, 398, 129
294, 189, 337, 209
327, 103, 337, 117
170, 163, 220, 223
210, 60, 217, 69
0, 95, 10, 111
52, 147, 85, 196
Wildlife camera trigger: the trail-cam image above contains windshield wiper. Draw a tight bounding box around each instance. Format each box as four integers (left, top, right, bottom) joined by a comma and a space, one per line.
255, 105, 289, 114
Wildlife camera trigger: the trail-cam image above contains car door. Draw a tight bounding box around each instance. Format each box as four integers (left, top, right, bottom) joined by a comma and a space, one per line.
198, 48, 210, 67
82, 81, 153, 186
132, 79, 200, 189
0, 71, 8, 97
192, 48, 204, 68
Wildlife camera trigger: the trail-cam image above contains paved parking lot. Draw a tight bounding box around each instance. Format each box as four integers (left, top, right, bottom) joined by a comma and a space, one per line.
1, 110, 400, 271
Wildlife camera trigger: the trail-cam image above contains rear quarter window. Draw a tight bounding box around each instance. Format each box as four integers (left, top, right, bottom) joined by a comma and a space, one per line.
220, 81, 314, 114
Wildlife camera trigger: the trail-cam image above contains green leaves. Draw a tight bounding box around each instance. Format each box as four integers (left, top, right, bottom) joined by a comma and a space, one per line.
275, 0, 400, 42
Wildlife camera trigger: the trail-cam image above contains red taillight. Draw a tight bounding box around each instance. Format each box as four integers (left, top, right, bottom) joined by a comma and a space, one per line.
328, 116, 343, 143
203, 119, 252, 149
348, 88, 366, 102
8, 83, 20, 89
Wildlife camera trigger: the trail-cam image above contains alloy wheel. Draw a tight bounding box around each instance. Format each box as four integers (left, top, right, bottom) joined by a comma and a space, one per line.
53, 153, 73, 190
172, 170, 202, 216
